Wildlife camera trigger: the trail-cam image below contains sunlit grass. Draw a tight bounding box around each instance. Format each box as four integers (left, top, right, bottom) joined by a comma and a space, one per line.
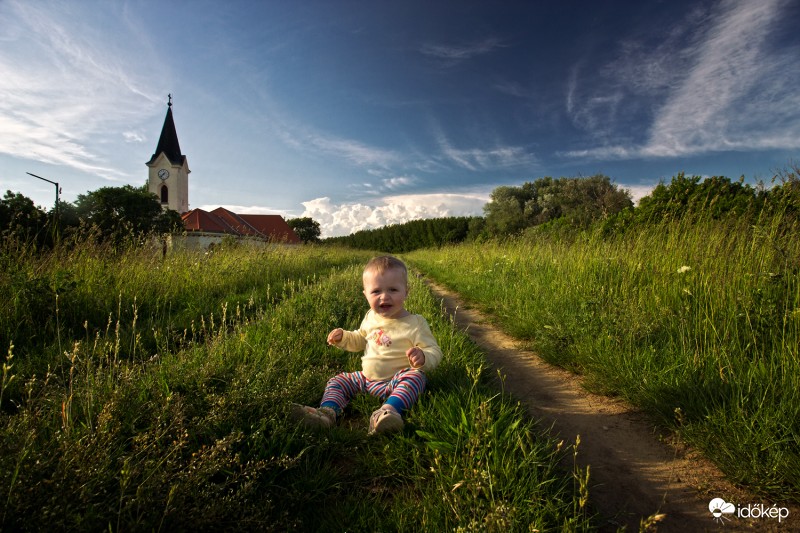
0, 238, 594, 531
407, 213, 800, 501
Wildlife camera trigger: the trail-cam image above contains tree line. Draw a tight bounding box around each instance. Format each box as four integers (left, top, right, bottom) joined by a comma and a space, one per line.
0, 184, 324, 248
5, 166, 798, 252
326, 168, 800, 252
1, 185, 183, 248
324, 216, 477, 252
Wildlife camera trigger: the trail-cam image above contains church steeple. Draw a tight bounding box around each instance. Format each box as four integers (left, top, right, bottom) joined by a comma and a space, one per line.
148, 94, 185, 166
147, 95, 190, 213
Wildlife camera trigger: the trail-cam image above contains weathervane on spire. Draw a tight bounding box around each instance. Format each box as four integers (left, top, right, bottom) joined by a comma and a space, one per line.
168, 93, 172, 107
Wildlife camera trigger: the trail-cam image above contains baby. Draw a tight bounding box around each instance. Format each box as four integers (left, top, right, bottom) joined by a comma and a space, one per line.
292, 255, 442, 434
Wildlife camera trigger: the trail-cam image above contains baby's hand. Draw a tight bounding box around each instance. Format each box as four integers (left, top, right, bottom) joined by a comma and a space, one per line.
327, 328, 343, 345
407, 346, 425, 369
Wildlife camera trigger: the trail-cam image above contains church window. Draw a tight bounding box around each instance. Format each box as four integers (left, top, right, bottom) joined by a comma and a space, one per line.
160, 184, 169, 204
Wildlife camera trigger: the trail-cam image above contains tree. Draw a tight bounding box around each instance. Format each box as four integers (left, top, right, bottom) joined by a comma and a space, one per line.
0, 190, 48, 241
635, 173, 759, 223
483, 175, 632, 236
74, 185, 182, 241
557, 174, 634, 226
483, 185, 533, 235
287, 217, 321, 243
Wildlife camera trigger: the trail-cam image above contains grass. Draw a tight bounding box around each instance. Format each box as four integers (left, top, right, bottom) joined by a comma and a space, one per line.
406, 212, 800, 502
0, 237, 593, 531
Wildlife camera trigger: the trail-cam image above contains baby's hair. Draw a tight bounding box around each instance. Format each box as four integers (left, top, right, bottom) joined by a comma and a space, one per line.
364, 255, 408, 282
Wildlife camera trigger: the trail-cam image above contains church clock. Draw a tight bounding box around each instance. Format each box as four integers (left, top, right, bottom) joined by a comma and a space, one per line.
158, 168, 170, 180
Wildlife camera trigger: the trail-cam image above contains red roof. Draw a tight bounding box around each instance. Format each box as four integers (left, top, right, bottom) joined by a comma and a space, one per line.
181, 207, 301, 243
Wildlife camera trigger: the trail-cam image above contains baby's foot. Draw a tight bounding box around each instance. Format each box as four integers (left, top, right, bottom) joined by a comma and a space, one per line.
290, 404, 336, 429
368, 407, 403, 435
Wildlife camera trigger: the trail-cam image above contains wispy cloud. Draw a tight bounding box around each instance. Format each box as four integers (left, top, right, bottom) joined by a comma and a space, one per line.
565, 69, 626, 140
306, 133, 399, 168
564, 0, 800, 160
263, 104, 400, 170
123, 131, 146, 143
644, 0, 798, 156
493, 80, 532, 99
0, 1, 164, 179
435, 130, 536, 171
344, 174, 417, 197
382, 176, 415, 190
419, 37, 506, 66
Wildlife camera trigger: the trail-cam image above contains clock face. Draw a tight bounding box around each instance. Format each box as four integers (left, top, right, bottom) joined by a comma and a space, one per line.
158, 169, 170, 180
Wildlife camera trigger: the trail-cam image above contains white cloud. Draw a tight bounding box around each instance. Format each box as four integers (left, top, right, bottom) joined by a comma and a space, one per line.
306, 134, 399, 168
564, 0, 800, 160
123, 131, 145, 143
268, 115, 400, 171
643, 0, 798, 156
623, 184, 657, 205
382, 176, 415, 190
301, 192, 489, 238
435, 129, 536, 171
0, 1, 163, 179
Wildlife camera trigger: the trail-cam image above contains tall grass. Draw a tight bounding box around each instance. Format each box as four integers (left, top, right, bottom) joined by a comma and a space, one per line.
407, 212, 800, 502
0, 236, 368, 392
0, 237, 594, 531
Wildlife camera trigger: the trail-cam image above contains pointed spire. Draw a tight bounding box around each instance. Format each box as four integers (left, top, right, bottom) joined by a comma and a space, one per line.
148, 95, 184, 165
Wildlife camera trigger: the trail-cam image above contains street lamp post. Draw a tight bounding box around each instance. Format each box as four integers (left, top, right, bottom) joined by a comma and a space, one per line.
26, 172, 62, 238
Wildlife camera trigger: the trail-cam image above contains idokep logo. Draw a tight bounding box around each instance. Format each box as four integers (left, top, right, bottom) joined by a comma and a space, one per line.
709, 498, 736, 524
709, 497, 790, 525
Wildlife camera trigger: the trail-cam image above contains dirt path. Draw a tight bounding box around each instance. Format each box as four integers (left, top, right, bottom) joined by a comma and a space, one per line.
425, 279, 798, 532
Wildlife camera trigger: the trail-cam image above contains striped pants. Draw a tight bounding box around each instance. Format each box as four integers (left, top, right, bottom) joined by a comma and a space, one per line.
320, 368, 426, 415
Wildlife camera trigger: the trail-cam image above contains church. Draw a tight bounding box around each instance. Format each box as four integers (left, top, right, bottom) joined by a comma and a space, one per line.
146, 97, 301, 247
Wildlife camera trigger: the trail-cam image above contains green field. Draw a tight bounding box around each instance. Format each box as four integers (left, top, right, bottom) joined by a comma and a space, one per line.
0, 238, 592, 531
407, 213, 800, 502
3, 208, 797, 531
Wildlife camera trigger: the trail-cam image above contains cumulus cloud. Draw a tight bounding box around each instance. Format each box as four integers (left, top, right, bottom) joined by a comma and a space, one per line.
301, 192, 489, 238
623, 184, 657, 205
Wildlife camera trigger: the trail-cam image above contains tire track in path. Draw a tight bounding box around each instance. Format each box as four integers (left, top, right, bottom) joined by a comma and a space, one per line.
425, 279, 798, 532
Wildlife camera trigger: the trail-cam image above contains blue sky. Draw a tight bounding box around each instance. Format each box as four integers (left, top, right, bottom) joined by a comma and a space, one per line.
2, 0, 799, 237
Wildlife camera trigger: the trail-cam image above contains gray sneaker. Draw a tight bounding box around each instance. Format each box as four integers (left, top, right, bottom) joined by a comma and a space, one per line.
290, 404, 336, 429
368, 408, 403, 435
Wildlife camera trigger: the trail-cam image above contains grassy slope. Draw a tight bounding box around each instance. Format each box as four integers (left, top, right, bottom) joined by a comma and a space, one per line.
406, 216, 800, 503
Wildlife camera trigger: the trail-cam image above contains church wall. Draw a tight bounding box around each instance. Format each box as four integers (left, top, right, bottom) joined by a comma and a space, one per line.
169, 233, 293, 251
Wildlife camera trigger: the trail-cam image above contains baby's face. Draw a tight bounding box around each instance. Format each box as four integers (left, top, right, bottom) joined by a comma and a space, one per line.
363, 267, 409, 319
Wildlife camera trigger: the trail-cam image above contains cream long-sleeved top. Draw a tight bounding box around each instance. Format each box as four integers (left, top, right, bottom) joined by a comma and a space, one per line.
332, 310, 443, 381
